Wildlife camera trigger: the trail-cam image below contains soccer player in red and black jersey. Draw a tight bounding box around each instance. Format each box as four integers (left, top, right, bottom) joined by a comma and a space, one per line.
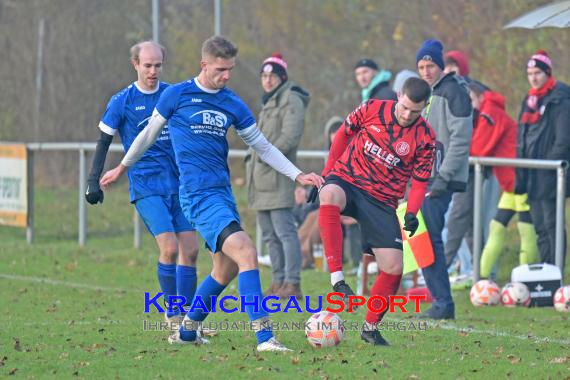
316, 77, 435, 345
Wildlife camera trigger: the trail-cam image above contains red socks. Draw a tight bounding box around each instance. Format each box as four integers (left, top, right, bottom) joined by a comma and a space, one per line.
365, 271, 402, 324
318, 205, 343, 273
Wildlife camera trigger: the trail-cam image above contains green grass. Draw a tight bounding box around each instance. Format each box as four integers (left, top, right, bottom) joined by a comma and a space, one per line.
1, 186, 569, 379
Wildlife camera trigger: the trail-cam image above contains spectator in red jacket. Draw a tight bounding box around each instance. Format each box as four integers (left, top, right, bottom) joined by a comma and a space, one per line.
467, 81, 538, 278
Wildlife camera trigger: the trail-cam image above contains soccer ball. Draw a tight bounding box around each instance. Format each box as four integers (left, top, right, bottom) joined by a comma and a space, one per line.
470, 279, 501, 306
305, 311, 345, 348
500, 282, 531, 307
553, 285, 570, 312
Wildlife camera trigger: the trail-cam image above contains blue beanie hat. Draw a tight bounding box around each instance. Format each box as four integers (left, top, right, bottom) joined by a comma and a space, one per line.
416, 39, 444, 70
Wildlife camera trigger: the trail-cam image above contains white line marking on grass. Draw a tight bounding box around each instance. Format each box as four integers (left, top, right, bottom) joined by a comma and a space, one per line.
20, 320, 125, 326
412, 319, 570, 346
0, 273, 135, 293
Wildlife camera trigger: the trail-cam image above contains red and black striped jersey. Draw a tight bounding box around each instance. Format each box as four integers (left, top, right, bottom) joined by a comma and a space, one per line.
328, 100, 436, 208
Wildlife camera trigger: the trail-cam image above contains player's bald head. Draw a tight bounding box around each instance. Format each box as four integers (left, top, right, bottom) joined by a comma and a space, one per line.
130, 41, 165, 64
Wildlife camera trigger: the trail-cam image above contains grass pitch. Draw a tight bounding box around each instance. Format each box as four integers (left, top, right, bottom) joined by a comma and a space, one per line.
1, 186, 569, 379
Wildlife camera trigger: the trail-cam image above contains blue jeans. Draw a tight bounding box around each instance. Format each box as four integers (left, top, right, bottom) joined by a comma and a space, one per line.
421, 189, 454, 309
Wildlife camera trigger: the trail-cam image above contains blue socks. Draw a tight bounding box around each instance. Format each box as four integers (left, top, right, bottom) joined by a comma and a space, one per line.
178, 269, 273, 344
180, 275, 225, 341
238, 269, 273, 344
157, 262, 177, 309
176, 265, 197, 309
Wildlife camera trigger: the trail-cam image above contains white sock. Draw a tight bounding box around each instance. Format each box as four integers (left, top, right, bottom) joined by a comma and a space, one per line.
331, 271, 345, 286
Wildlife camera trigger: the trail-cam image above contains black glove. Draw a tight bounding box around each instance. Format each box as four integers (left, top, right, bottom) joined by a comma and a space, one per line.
429, 176, 448, 198
307, 186, 319, 203
85, 180, 104, 205
403, 212, 419, 237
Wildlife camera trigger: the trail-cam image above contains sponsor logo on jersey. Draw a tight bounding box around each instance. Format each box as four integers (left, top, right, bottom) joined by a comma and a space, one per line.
190, 110, 228, 128
396, 141, 410, 156
363, 139, 401, 168
191, 98, 202, 103
135, 105, 146, 111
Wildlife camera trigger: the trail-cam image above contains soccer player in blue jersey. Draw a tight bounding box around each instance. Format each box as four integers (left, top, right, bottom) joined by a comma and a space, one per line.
100, 36, 323, 352
85, 41, 200, 326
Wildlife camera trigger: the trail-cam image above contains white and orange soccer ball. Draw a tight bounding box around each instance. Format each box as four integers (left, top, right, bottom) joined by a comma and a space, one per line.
470, 279, 501, 306
305, 311, 345, 348
500, 282, 531, 307
553, 285, 570, 312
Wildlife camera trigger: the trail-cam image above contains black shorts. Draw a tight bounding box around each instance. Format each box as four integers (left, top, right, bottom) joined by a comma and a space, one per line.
325, 175, 403, 252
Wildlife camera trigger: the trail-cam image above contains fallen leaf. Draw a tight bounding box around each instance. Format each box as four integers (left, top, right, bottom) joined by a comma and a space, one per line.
9, 368, 17, 375
291, 356, 300, 365
506, 355, 521, 364
0, 356, 7, 366
13, 339, 21, 352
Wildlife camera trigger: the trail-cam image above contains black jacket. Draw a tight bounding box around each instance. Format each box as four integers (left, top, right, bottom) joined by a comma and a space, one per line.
516, 81, 570, 199
369, 81, 397, 101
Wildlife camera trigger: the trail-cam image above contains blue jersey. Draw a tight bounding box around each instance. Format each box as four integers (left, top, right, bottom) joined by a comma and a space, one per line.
155, 78, 256, 193
99, 82, 180, 202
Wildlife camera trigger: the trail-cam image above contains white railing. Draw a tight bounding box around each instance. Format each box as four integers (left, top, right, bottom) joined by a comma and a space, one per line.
14, 143, 569, 279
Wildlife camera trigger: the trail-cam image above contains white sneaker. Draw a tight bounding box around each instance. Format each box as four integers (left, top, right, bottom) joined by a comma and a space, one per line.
168, 331, 209, 345
256, 337, 292, 352
257, 255, 272, 267
200, 326, 219, 337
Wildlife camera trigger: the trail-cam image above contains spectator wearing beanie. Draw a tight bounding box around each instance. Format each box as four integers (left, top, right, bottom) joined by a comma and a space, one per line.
246, 52, 310, 300
354, 58, 397, 101
415, 39, 473, 320
516, 50, 570, 267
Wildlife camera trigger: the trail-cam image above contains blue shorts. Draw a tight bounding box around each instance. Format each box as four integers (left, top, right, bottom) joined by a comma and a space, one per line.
134, 194, 194, 237
179, 186, 240, 252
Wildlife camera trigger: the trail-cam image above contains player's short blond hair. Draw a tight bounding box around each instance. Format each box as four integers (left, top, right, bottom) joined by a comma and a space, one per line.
201, 35, 238, 60
130, 41, 166, 64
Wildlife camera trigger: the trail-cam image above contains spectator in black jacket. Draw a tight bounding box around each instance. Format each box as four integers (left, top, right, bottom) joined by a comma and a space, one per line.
516, 50, 570, 267
354, 58, 397, 102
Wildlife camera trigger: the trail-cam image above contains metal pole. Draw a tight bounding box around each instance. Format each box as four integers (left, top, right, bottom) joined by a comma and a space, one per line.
78, 149, 86, 246
26, 150, 34, 244
152, 0, 160, 43
555, 166, 567, 279
472, 163, 484, 282
134, 209, 142, 249
34, 18, 45, 142
256, 217, 263, 255
214, 0, 221, 35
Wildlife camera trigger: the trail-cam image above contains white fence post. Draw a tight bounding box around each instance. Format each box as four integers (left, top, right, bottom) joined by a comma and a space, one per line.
556, 166, 567, 277
134, 210, 142, 249
26, 149, 34, 244
78, 149, 86, 246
